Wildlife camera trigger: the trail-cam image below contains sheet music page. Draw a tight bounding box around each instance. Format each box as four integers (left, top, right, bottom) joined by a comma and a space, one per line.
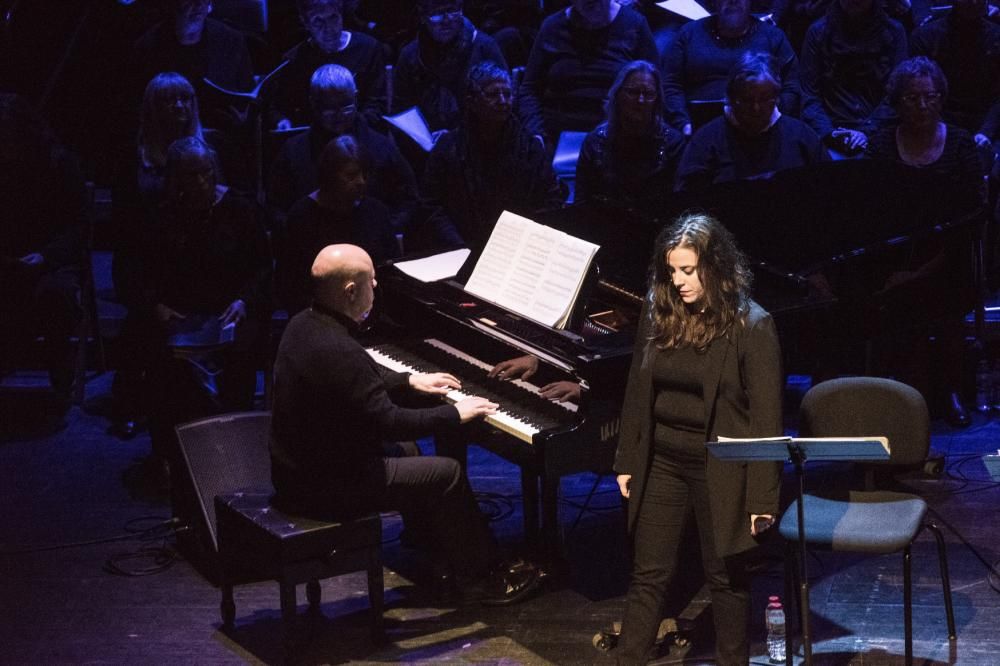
656, 0, 710, 20
465, 211, 599, 328
392, 248, 471, 282
383, 107, 435, 152
551, 131, 588, 177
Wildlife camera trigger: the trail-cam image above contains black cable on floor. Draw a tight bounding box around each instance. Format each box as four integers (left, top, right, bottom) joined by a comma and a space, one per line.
925, 505, 1000, 594
1, 516, 179, 556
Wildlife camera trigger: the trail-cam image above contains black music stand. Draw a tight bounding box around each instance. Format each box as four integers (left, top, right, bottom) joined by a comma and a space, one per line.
706, 436, 890, 666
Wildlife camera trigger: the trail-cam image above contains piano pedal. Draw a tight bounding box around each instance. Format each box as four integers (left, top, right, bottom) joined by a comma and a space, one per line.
591, 618, 689, 652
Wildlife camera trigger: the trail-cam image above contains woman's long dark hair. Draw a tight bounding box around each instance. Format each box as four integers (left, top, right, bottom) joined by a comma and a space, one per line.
648, 212, 752, 350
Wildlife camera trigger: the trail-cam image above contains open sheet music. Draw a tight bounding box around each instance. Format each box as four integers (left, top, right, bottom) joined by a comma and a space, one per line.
711, 436, 890, 461
464, 211, 600, 329
656, 0, 710, 19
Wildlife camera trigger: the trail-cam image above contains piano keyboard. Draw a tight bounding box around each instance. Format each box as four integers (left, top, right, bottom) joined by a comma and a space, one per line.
366, 338, 578, 444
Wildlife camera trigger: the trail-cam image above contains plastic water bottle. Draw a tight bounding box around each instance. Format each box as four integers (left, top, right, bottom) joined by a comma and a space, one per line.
766, 597, 786, 663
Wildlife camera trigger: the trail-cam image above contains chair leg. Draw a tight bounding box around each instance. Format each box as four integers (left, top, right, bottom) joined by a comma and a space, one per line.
306, 579, 321, 613
925, 522, 957, 640
280, 582, 298, 663
367, 547, 385, 643
904, 545, 913, 666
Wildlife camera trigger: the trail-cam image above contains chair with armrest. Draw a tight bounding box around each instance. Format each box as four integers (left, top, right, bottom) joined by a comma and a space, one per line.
778, 377, 956, 665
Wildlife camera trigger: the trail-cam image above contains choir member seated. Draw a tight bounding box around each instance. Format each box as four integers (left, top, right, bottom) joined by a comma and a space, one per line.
0, 93, 87, 403
675, 52, 827, 192
133, 0, 255, 128
276, 135, 402, 315
798, 0, 907, 157
392, 0, 507, 134
575, 60, 686, 213
865, 57, 985, 427
422, 61, 563, 262
516, 0, 659, 149
115, 137, 271, 476
661, 0, 799, 136
267, 64, 419, 236
910, 0, 1000, 149
270, 0, 387, 131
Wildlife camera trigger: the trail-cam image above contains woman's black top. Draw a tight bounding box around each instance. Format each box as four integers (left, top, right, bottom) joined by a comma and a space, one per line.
652, 343, 708, 454
575, 119, 686, 211
675, 114, 827, 191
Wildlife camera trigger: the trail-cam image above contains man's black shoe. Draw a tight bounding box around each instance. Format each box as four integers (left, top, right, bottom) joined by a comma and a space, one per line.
478, 559, 545, 606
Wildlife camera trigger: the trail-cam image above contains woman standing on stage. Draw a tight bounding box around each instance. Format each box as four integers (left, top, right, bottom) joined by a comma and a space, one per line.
613, 213, 784, 665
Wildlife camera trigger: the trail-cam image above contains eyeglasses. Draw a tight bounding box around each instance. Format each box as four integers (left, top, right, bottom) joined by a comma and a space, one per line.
306, 10, 341, 31
900, 92, 942, 105
159, 94, 194, 107
427, 9, 462, 23
621, 86, 658, 101
481, 87, 513, 104
732, 95, 778, 109
319, 104, 357, 118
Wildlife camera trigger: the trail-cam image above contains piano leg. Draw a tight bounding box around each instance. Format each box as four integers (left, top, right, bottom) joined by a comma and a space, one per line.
541, 474, 560, 565
521, 468, 540, 551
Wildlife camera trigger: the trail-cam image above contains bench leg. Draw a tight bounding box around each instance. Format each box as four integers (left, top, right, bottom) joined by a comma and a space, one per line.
368, 547, 385, 643
280, 582, 297, 663
306, 579, 321, 613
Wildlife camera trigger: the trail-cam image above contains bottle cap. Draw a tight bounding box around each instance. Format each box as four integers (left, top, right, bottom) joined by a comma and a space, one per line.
768, 595, 780, 602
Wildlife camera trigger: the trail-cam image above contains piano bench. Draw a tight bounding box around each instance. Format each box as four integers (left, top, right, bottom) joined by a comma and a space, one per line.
214, 493, 385, 660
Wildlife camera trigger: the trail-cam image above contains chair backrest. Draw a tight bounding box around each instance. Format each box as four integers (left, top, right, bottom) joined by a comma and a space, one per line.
174, 411, 273, 551
799, 377, 929, 467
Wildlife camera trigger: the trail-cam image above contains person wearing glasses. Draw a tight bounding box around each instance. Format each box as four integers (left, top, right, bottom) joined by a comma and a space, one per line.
271, 0, 388, 131
675, 52, 825, 192
865, 56, 985, 428
276, 135, 402, 315
392, 0, 507, 135
661, 0, 799, 137
798, 0, 907, 157
517, 0, 658, 150
268, 64, 419, 237
421, 61, 563, 264
575, 60, 685, 212
909, 0, 1000, 149
132, 0, 254, 136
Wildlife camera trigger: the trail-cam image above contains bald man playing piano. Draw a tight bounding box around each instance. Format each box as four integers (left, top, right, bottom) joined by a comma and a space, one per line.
269, 243, 542, 604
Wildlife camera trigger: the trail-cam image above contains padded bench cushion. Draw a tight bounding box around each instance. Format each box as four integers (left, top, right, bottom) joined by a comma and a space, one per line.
215, 492, 381, 565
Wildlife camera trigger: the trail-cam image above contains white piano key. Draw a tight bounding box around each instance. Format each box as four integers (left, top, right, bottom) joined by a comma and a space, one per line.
366, 346, 541, 443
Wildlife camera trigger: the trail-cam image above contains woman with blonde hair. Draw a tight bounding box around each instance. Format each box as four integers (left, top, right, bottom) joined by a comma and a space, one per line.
613, 212, 784, 665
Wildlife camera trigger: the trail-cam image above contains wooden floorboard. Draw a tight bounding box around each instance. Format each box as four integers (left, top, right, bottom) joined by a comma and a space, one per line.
3, 372, 1000, 665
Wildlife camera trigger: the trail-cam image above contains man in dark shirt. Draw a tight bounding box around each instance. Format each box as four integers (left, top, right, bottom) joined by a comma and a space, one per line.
270, 244, 543, 602
133, 0, 255, 126
267, 64, 419, 235
910, 0, 1000, 145
270, 0, 387, 130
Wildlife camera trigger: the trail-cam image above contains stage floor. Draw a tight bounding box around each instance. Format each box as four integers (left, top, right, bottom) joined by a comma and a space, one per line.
2, 372, 998, 665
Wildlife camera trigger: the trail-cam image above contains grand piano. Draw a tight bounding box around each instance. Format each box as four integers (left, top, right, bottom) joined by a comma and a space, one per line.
366, 158, 984, 559
367, 204, 652, 560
